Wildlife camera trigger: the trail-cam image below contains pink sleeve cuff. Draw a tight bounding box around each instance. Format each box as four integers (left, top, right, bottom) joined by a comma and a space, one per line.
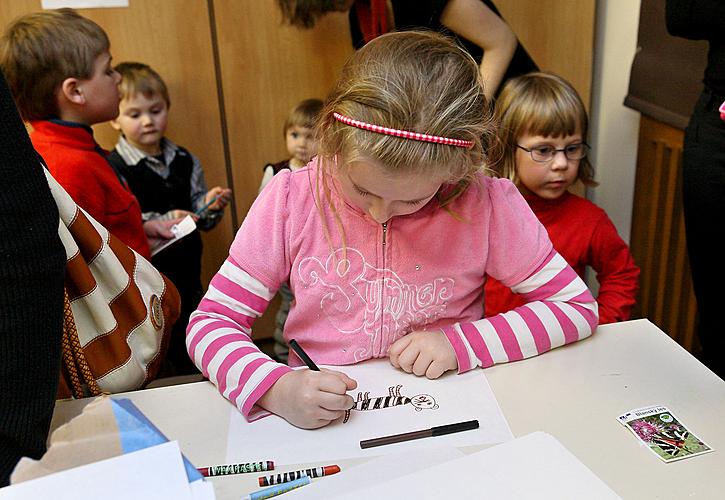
441, 326, 473, 374
240, 364, 293, 420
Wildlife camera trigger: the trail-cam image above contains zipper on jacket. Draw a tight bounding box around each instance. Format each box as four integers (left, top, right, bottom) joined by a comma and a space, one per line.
377, 222, 387, 356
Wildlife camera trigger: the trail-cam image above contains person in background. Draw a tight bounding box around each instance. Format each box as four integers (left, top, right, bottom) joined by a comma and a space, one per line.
485, 72, 639, 324
187, 32, 597, 430
108, 62, 232, 376
277, 0, 537, 99
0, 9, 179, 260
258, 98, 323, 363
0, 70, 65, 486
666, 0, 725, 378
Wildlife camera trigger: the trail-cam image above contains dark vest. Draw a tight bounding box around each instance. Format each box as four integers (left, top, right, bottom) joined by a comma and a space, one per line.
264, 160, 291, 175
108, 147, 194, 214
107, 147, 203, 310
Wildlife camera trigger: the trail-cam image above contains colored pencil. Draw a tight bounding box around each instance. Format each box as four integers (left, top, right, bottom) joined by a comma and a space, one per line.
360, 419, 479, 449
244, 476, 311, 500
197, 460, 274, 477
258, 465, 340, 486
194, 195, 220, 215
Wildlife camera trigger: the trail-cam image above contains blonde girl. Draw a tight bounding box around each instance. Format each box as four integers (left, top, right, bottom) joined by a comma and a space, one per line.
485, 72, 639, 324
188, 33, 597, 429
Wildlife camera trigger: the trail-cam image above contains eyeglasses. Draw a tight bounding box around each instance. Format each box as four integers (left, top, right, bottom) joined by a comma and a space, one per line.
516, 143, 590, 163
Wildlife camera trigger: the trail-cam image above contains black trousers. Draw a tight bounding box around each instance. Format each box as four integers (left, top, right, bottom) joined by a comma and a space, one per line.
682, 88, 725, 378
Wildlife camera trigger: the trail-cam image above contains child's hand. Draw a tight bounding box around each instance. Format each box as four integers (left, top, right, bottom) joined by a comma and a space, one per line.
143, 218, 183, 240
205, 186, 233, 211
388, 330, 458, 379
257, 368, 357, 429
168, 209, 198, 221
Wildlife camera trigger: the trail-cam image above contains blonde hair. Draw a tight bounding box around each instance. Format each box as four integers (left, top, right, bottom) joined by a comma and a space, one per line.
115, 61, 170, 106
314, 30, 494, 251
0, 8, 109, 120
493, 71, 597, 187
318, 30, 493, 198
284, 98, 323, 135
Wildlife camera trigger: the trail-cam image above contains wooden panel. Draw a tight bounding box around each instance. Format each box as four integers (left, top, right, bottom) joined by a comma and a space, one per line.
629, 116, 698, 352
496, 0, 595, 106
0, 1, 234, 288
496, 0, 594, 200
213, 0, 353, 227
212, 0, 353, 340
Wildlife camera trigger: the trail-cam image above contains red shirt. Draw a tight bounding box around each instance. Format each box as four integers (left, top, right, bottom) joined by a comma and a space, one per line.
31, 120, 150, 259
485, 191, 639, 324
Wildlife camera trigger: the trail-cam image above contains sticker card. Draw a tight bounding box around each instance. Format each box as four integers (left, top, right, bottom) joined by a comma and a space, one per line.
618, 405, 713, 463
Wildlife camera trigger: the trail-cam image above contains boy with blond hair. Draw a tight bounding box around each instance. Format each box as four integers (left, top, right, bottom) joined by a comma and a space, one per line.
0, 8, 176, 258
258, 98, 322, 362
108, 61, 232, 375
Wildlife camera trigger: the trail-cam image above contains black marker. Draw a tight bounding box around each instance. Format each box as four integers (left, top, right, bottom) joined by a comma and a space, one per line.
360, 419, 480, 449
288, 339, 319, 371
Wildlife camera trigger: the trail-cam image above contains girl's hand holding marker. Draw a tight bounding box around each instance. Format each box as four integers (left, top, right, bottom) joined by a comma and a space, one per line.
259, 340, 357, 429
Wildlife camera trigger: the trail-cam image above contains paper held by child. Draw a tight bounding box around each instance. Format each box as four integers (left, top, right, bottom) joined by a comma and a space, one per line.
149, 215, 197, 257
225, 359, 513, 465
617, 405, 713, 463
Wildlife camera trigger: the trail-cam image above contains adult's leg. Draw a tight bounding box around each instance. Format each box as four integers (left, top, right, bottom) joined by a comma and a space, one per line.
682, 89, 725, 378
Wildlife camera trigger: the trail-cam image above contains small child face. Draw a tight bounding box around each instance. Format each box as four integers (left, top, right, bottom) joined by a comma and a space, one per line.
77, 51, 121, 125
286, 125, 317, 168
114, 92, 169, 155
515, 132, 583, 200
336, 159, 443, 224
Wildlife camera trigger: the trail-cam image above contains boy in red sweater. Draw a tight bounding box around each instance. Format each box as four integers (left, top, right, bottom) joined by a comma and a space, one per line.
485, 73, 639, 324
0, 9, 177, 258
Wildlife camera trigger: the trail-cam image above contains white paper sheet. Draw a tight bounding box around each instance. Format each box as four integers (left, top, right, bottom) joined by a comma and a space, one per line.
226, 359, 512, 465
336, 432, 622, 500
190, 479, 217, 500
150, 215, 197, 256
42, 0, 128, 8
0, 442, 196, 500
284, 446, 465, 499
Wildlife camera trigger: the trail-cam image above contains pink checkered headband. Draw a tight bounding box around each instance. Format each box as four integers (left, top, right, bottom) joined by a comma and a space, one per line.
332, 112, 474, 149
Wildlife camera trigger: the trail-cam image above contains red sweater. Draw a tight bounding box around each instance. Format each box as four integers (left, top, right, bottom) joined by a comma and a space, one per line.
31, 120, 150, 259
485, 191, 639, 324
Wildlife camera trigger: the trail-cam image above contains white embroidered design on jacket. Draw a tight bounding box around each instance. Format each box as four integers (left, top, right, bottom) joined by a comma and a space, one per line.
298, 248, 454, 357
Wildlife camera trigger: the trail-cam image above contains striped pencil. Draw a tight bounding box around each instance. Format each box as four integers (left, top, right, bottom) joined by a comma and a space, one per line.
258, 465, 340, 486
198, 460, 274, 477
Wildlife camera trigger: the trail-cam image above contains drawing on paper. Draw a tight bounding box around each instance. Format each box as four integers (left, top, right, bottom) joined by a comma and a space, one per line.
343, 384, 439, 423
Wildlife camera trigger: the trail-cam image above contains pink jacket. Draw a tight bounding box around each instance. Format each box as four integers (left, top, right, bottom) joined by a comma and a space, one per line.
188, 160, 598, 418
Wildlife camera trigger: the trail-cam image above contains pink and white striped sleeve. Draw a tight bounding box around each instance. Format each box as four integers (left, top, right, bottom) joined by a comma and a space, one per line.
186, 255, 292, 420
443, 249, 598, 373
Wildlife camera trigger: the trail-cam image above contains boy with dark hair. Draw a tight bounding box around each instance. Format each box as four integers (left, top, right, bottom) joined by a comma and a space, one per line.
0, 8, 176, 258
108, 61, 232, 375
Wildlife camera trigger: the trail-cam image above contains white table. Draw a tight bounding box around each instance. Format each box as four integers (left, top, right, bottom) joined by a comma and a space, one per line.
51, 319, 725, 499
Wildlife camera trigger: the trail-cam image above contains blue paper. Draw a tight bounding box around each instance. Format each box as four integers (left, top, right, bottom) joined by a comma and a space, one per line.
111, 398, 203, 482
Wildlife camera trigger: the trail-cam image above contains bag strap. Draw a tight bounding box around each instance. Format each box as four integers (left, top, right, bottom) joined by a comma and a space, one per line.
61, 289, 103, 399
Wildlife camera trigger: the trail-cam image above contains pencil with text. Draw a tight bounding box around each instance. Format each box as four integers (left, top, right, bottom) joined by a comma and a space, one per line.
197, 460, 274, 477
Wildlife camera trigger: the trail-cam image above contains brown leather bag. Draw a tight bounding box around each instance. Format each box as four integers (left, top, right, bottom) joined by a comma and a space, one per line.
44, 169, 180, 399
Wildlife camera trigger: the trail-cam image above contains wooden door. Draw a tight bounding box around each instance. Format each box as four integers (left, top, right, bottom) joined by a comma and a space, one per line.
0, 1, 233, 287
629, 116, 698, 352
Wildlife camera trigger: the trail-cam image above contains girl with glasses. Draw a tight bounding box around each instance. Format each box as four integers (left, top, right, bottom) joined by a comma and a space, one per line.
485, 72, 640, 325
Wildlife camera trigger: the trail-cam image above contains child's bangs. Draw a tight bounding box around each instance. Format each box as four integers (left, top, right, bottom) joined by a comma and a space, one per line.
120, 78, 164, 102
520, 94, 584, 139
